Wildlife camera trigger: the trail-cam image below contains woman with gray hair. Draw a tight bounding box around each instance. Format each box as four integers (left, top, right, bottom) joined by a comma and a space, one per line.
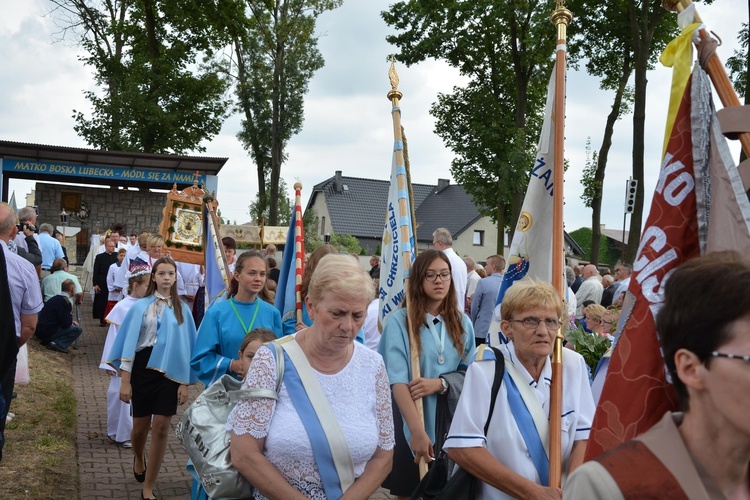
228, 254, 395, 499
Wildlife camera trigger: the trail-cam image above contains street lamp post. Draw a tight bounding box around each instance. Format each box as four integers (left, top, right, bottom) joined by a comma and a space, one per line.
59, 208, 68, 250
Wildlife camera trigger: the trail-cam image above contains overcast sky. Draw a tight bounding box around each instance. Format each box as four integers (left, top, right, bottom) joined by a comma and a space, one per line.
1, 0, 746, 235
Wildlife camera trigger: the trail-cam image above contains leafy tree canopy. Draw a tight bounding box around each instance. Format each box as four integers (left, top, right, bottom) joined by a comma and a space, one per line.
382, 0, 557, 250
50, 0, 232, 154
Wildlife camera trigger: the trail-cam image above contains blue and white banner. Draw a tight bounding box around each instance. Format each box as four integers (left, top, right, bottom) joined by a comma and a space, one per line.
204, 206, 229, 302
490, 63, 557, 343
378, 109, 415, 329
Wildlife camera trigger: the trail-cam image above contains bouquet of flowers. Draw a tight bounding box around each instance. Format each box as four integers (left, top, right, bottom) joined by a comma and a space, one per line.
565, 324, 611, 373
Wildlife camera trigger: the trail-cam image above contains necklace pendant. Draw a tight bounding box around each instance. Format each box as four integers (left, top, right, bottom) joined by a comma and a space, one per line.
438, 354, 445, 365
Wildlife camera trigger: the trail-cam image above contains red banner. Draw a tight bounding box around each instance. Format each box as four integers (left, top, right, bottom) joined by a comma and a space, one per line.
585, 78, 700, 460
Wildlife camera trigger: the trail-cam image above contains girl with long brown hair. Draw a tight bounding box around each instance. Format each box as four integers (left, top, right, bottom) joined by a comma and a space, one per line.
106, 257, 198, 500
378, 249, 476, 498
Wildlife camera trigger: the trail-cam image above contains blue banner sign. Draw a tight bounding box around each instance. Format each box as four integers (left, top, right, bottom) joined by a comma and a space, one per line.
2, 158, 207, 185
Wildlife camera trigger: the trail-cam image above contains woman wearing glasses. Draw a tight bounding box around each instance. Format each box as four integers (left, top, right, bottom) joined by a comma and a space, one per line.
567, 251, 750, 498
378, 249, 476, 499
444, 280, 595, 499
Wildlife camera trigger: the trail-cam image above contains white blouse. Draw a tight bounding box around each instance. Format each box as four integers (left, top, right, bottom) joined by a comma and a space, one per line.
443, 342, 595, 500
227, 342, 395, 499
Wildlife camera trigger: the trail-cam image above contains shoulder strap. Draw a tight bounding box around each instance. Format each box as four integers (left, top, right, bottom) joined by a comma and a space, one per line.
484, 347, 505, 435
269, 340, 284, 393
596, 441, 689, 499
281, 339, 355, 494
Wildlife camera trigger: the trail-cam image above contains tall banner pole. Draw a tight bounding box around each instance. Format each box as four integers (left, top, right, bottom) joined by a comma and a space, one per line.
549, 0, 572, 488
293, 183, 305, 325
387, 58, 427, 479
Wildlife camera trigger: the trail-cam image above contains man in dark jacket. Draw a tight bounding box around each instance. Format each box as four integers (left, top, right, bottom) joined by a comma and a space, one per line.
34, 280, 83, 353
600, 274, 617, 308
92, 239, 117, 326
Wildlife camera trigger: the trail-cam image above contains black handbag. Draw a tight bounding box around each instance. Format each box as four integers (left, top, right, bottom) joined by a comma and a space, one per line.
410, 348, 505, 500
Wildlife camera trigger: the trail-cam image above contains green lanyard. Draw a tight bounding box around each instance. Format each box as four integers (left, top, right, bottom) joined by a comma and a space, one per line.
229, 297, 261, 334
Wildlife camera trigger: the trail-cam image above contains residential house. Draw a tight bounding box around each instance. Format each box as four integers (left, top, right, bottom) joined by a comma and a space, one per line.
307, 171, 501, 263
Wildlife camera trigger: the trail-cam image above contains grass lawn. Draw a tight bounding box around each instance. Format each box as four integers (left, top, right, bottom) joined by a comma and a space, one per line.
0, 340, 78, 498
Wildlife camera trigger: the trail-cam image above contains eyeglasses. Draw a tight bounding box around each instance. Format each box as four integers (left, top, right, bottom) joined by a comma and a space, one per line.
710, 352, 750, 364
424, 271, 452, 282
509, 317, 562, 330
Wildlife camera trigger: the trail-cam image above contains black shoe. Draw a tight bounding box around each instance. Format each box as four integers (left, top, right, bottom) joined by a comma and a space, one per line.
140, 492, 157, 500
11, 392, 17, 399
133, 455, 147, 483
46, 342, 68, 353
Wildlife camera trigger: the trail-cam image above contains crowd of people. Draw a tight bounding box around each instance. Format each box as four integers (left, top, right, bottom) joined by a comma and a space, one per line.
2, 203, 747, 499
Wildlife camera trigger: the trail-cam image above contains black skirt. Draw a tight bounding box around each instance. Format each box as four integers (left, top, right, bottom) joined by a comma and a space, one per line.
382, 393, 420, 496
130, 347, 179, 418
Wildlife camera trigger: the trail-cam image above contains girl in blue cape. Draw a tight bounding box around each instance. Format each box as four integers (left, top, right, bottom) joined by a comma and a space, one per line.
191, 250, 282, 387
107, 257, 198, 500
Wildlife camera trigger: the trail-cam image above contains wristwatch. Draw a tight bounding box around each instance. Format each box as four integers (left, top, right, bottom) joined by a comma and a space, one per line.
439, 377, 448, 395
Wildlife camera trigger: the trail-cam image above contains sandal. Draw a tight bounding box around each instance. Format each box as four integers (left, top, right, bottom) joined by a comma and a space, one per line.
140, 492, 157, 500
133, 454, 147, 483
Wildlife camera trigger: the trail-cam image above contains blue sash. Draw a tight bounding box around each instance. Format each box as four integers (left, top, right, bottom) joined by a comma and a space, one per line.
504, 371, 550, 486
270, 347, 345, 498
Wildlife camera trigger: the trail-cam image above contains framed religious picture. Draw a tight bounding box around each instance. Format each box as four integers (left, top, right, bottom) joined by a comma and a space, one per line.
60, 191, 82, 212
158, 175, 209, 265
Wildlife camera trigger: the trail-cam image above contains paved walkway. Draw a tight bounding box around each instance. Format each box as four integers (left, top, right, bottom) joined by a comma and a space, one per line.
72, 294, 391, 499
73, 296, 199, 499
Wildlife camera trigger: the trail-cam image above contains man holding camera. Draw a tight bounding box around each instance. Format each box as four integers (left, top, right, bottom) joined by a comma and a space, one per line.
11, 207, 42, 268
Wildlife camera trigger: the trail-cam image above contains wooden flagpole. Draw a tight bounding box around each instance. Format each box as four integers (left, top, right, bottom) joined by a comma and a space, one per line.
293, 183, 305, 325
388, 57, 427, 479
663, 0, 750, 157
549, 1, 572, 489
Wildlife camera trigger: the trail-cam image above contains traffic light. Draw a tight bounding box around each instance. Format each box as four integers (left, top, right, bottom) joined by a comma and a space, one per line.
624, 178, 637, 214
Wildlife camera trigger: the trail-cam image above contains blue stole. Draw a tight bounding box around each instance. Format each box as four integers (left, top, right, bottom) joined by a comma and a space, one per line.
269, 345, 346, 498
504, 371, 549, 486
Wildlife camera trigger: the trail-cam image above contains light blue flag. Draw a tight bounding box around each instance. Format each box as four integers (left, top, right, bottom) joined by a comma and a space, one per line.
274, 210, 298, 319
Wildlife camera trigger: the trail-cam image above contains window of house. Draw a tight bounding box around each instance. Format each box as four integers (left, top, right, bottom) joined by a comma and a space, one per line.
473, 230, 484, 246
320, 216, 326, 236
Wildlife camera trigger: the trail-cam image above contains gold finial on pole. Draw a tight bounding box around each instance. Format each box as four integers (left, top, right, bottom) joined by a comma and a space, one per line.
387, 55, 403, 104
551, 1, 573, 40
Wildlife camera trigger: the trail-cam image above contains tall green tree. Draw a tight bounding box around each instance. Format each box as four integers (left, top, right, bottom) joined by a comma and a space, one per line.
49, 0, 231, 154
727, 20, 749, 163
248, 177, 293, 226
620, 0, 677, 261
568, 0, 639, 265
232, 0, 342, 226
382, 0, 556, 253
